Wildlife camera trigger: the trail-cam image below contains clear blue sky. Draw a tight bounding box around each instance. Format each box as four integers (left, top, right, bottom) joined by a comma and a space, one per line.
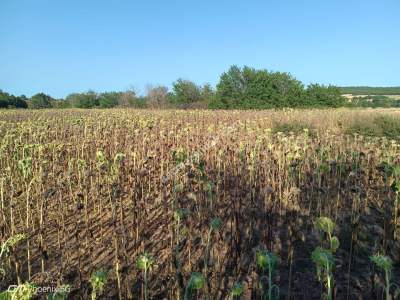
1, 0, 399, 98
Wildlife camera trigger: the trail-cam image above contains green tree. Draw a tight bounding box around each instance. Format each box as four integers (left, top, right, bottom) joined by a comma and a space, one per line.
212, 65, 305, 109
306, 84, 345, 107
0, 90, 11, 108
266, 71, 305, 107
53, 99, 72, 108
30, 93, 54, 109
213, 65, 247, 108
9, 96, 28, 108
170, 79, 201, 105
98, 92, 119, 108
0, 90, 28, 109
132, 96, 147, 108
200, 83, 215, 103
67, 91, 99, 108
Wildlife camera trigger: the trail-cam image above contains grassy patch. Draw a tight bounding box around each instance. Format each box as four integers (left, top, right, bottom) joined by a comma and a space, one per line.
347, 114, 400, 139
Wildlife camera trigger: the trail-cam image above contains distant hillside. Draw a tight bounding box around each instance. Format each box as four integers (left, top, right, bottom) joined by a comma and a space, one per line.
340, 86, 400, 95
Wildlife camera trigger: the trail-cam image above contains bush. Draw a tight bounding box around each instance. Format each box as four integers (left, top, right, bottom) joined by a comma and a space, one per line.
211, 65, 345, 109
200, 83, 215, 104
375, 115, 400, 139
170, 79, 201, 105
210, 65, 348, 109
63, 90, 141, 109
98, 92, 119, 108
30, 93, 54, 109
0, 90, 28, 109
131, 97, 147, 108
53, 99, 72, 108
347, 96, 400, 108
305, 84, 345, 108
0, 99, 8, 108
346, 119, 380, 137
9, 97, 28, 108
67, 91, 99, 108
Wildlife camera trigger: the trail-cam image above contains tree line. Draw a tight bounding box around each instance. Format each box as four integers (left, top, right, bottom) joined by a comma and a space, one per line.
0, 91, 28, 108
340, 86, 400, 95
346, 95, 400, 108
1, 65, 381, 110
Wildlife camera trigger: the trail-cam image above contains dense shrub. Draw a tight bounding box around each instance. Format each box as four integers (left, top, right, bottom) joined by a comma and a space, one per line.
53, 99, 72, 108
347, 95, 400, 108
98, 92, 119, 108
10, 96, 29, 108
170, 79, 201, 105
30, 93, 54, 109
200, 83, 215, 104
66, 90, 139, 108
67, 91, 99, 108
346, 119, 380, 137
305, 84, 345, 108
347, 115, 400, 140
132, 97, 147, 108
375, 115, 400, 139
0, 90, 28, 109
210, 65, 343, 109
0, 99, 8, 108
